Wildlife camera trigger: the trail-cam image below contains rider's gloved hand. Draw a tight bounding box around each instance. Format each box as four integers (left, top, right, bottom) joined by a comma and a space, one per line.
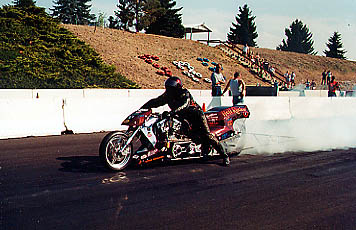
162, 111, 170, 119
169, 111, 176, 118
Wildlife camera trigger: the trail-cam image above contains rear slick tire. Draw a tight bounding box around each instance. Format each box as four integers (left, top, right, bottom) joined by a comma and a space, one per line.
99, 131, 133, 171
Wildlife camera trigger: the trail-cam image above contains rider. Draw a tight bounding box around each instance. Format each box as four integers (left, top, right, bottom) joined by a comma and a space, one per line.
141, 76, 230, 166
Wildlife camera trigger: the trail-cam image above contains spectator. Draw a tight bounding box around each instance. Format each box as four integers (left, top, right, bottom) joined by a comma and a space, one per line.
290, 72, 296, 87
250, 53, 255, 63
310, 80, 316, 90
255, 53, 260, 59
273, 80, 279, 95
255, 53, 260, 66
222, 72, 246, 105
326, 70, 332, 85
263, 61, 269, 71
273, 80, 279, 88
210, 64, 226, 96
305, 79, 310, 90
284, 71, 289, 81
280, 83, 289, 91
242, 43, 249, 56
328, 76, 340, 97
284, 71, 290, 87
268, 66, 275, 76
321, 70, 327, 85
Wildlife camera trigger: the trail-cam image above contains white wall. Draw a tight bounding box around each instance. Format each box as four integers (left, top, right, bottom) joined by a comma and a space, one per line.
0, 99, 65, 139
0, 89, 355, 139
0, 89, 33, 99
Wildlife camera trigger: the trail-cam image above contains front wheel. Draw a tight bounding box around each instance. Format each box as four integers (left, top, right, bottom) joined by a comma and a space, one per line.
99, 131, 133, 171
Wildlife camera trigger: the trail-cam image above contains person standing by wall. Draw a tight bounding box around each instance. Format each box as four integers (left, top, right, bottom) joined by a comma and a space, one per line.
305, 79, 310, 90
321, 70, 327, 85
210, 64, 226, 96
242, 44, 249, 56
290, 72, 296, 88
222, 71, 246, 105
284, 71, 290, 88
310, 79, 316, 90
328, 76, 340, 97
326, 70, 332, 85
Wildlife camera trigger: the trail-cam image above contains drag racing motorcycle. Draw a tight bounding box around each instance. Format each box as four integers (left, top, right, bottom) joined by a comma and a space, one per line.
99, 105, 250, 171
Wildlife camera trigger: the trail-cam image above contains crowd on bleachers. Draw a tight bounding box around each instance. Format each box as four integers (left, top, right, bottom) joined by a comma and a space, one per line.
222, 43, 285, 89
218, 43, 345, 95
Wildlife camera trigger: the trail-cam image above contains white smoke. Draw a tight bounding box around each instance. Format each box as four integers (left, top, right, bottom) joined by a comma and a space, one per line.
241, 116, 356, 155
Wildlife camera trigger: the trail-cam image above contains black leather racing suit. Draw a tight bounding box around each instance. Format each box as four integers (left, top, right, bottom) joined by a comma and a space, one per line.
141, 88, 228, 159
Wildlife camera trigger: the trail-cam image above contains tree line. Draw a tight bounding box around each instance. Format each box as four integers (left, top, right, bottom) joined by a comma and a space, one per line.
228, 4, 347, 60
12, 0, 347, 59
52, 0, 185, 38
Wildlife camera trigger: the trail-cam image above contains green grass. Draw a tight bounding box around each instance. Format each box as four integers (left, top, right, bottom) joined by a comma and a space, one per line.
0, 5, 139, 89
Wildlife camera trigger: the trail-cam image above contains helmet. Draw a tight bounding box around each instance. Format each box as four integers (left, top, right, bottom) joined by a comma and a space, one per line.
165, 76, 183, 90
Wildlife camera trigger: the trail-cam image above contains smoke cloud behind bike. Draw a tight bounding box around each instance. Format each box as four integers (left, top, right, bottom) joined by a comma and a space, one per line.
241, 115, 356, 155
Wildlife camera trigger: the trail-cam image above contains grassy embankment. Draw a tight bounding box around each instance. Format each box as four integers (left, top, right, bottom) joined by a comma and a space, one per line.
0, 5, 139, 89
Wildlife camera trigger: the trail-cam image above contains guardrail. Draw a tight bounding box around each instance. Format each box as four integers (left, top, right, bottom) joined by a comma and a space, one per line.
0, 89, 354, 139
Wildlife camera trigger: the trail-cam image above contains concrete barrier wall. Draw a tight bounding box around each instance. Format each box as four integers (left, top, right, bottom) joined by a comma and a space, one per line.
304, 90, 329, 97
278, 91, 300, 97
0, 99, 65, 139
244, 97, 292, 120
63, 98, 141, 133
0, 89, 33, 99
0, 89, 355, 139
289, 97, 331, 119
33, 89, 85, 99
289, 97, 356, 119
63, 97, 170, 134
0, 89, 345, 100
346, 91, 356, 97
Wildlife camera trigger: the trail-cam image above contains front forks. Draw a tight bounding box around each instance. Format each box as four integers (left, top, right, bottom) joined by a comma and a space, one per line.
119, 128, 140, 154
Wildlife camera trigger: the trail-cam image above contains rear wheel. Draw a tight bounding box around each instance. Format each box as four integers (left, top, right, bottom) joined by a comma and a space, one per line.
99, 131, 133, 171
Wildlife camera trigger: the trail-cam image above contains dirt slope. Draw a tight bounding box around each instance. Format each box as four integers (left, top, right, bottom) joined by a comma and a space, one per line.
255, 47, 356, 89
64, 24, 356, 90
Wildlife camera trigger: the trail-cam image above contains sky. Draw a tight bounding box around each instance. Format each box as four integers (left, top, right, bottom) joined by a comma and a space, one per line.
1, 0, 355, 60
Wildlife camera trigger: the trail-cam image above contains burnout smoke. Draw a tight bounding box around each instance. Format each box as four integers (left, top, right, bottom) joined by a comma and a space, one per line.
241, 115, 356, 155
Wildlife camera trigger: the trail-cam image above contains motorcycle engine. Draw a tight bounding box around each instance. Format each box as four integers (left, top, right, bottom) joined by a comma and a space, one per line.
169, 118, 183, 137
171, 142, 201, 159
155, 117, 202, 160
156, 117, 184, 140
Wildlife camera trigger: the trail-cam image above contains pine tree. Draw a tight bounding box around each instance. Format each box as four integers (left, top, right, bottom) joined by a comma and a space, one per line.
51, 0, 95, 25
114, 0, 135, 31
13, 0, 36, 7
324, 32, 347, 59
140, 0, 163, 29
131, 0, 146, 32
108, 16, 118, 29
227, 4, 258, 47
96, 11, 106, 27
145, 0, 185, 38
277, 19, 316, 55
75, 0, 95, 24
114, 0, 148, 32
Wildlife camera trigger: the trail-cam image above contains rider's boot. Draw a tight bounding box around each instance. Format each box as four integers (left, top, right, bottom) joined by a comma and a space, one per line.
223, 155, 230, 166
217, 143, 230, 166
200, 146, 210, 161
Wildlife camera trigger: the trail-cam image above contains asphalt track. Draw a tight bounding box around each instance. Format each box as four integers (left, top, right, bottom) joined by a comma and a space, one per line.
1, 133, 356, 230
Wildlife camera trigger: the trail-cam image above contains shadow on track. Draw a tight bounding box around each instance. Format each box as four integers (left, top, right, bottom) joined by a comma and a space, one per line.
57, 156, 106, 173
56, 154, 230, 173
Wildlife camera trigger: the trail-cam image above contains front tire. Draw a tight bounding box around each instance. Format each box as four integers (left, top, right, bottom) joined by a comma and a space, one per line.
99, 131, 133, 171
